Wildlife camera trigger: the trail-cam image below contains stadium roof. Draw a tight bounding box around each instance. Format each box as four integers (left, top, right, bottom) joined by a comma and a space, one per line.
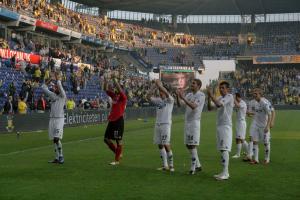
73, 0, 300, 15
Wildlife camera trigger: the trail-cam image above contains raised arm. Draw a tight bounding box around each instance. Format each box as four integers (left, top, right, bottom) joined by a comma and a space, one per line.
177, 90, 198, 110
155, 79, 170, 98
41, 83, 57, 100
146, 82, 156, 102
113, 78, 123, 94
55, 73, 66, 99
175, 89, 184, 107
234, 97, 240, 108
206, 86, 222, 108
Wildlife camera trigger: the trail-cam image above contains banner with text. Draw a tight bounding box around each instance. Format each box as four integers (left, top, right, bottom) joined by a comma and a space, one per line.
19, 15, 36, 25
253, 55, 300, 64
0, 48, 40, 64
35, 20, 58, 32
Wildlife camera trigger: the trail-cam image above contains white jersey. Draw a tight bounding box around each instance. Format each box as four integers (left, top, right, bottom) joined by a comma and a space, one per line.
217, 94, 234, 126
151, 95, 174, 124
42, 81, 66, 118
184, 91, 205, 122
236, 100, 247, 122
252, 98, 272, 128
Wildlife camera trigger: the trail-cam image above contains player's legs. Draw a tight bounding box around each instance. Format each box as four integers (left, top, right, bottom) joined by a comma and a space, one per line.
186, 145, 201, 174
162, 124, 173, 170
154, 125, 165, 169
251, 127, 264, 164
104, 138, 116, 153
164, 144, 174, 171
104, 122, 116, 153
115, 139, 123, 162
184, 122, 201, 174
264, 132, 271, 164
215, 125, 231, 180
105, 117, 124, 165
245, 123, 258, 161
113, 118, 124, 164
48, 119, 64, 164
158, 144, 168, 170
242, 139, 249, 154
54, 137, 64, 164
244, 137, 253, 161
234, 120, 247, 158
251, 141, 259, 164
233, 138, 242, 158
156, 124, 172, 171
218, 150, 230, 179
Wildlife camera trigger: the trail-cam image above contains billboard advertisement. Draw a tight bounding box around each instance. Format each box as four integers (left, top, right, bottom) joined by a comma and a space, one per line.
57, 27, 71, 35
71, 31, 82, 39
253, 55, 300, 64
0, 48, 40, 64
35, 20, 58, 32
160, 71, 194, 90
19, 15, 36, 25
0, 7, 19, 20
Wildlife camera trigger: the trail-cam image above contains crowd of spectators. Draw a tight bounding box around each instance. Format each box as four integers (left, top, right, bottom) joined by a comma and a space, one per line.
1, 0, 300, 117
0, 0, 204, 50
0, 49, 153, 115
231, 64, 300, 105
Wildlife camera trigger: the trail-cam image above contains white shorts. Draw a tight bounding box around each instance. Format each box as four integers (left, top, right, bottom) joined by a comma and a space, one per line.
217, 125, 232, 152
235, 120, 246, 140
49, 118, 64, 140
250, 123, 270, 144
154, 123, 171, 145
184, 121, 200, 145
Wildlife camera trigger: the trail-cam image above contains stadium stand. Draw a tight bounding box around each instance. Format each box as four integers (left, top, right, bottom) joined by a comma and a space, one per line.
0, 0, 300, 115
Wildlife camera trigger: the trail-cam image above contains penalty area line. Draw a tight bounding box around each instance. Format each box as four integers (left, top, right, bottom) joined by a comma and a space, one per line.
0, 136, 101, 156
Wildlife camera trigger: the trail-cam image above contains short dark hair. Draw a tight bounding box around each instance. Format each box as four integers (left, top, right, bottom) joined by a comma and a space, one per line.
193, 79, 202, 88
219, 81, 230, 88
235, 92, 242, 98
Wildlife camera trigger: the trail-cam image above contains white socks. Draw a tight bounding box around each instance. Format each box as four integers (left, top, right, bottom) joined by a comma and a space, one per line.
167, 150, 174, 168
160, 148, 168, 168
236, 143, 242, 156
221, 151, 229, 175
253, 144, 259, 162
54, 144, 59, 159
189, 148, 200, 171
242, 140, 249, 153
54, 140, 63, 159
264, 143, 271, 162
248, 141, 254, 158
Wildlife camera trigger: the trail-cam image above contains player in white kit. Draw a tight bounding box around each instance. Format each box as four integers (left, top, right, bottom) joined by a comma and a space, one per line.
176, 79, 205, 175
148, 80, 175, 172
232, 93, 248, 158
244, 88, 275, 165
207, 81, 234, 180
41, 73, 66, 164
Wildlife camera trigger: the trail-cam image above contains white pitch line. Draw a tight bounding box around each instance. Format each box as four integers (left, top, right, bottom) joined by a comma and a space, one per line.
0, 136, 100, 156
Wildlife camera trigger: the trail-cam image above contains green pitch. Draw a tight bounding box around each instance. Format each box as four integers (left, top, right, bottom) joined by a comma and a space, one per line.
0, 111, 299, 200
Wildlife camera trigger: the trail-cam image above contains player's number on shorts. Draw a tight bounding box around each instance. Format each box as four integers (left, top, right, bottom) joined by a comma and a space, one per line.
188, 135, 194, 141
162, 135, 167, 141
114, 131, 119, 138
